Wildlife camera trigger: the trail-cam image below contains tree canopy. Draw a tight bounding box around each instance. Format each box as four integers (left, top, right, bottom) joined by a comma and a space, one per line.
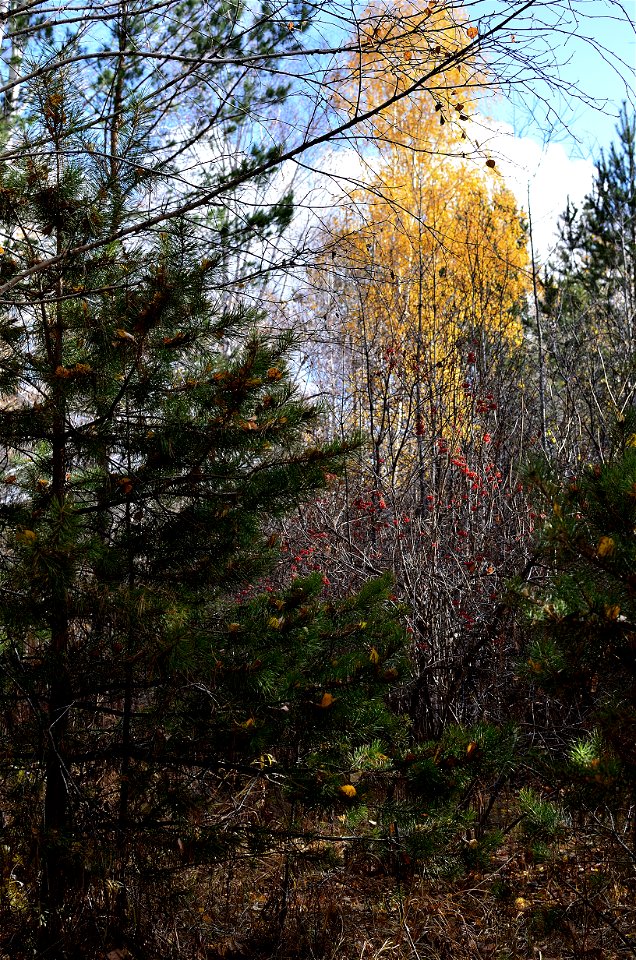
0, 1, 635, 957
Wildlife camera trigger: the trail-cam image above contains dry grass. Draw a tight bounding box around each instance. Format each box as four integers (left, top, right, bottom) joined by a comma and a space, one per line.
1, 778, 635, 959
149, 812, 636, 960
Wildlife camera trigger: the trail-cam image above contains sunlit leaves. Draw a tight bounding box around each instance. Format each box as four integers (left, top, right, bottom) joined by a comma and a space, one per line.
314, 92, 529, 474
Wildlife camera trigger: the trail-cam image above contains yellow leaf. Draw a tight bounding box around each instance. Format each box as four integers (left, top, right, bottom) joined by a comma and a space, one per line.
311, 4, 529, 471
369, 646, 380, 664
627, 433, 636, 447
319, 692, 335, 708
597, 536, 615, 558
514, 897, 530, 911
466, 741, 478, 758
605, 604, 620, 621
115, 328, 136, 341
251, 753, 276, 768
339, 784, 357, 797
268, 616, 282, 629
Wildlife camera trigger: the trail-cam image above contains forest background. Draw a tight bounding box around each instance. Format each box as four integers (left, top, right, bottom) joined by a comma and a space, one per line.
0, 0, 635, 957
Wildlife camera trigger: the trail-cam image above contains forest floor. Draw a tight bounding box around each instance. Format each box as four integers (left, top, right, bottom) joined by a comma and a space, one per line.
192, 816, 636, 960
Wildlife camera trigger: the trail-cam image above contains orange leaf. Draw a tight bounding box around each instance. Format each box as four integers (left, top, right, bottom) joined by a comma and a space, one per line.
319, 692, 335, 708
597, 536, 615, 558
466, 25, 478, 39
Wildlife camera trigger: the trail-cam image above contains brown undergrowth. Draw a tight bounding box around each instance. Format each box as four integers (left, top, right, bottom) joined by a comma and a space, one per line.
1, 782, 634, 958
154, 809, 636, 960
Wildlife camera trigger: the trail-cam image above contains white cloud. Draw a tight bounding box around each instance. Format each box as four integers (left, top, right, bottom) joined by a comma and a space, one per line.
307, 124, 597, 263
267, 117, 597, 273
473, 119, 596, 262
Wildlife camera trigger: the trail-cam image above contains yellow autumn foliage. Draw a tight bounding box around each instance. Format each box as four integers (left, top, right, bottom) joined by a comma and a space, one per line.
309, 2, 529, 475
333, 0, 484, 149
315, 142, 528, 473
16, 529, 37, 544
339, 784, 357, 798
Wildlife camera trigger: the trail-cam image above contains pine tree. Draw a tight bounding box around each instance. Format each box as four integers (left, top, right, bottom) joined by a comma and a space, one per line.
541, 107, 636, 462
579, 105, 636, 317
517, 419, 636, 838
0, 49, 409, 960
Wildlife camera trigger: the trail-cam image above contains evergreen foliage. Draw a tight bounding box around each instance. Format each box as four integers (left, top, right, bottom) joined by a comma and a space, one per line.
0, 39, 410, 959
541, 107, 636, 461
523, 113, 636, 807
0, 5, 634, 958
518, 418, 636, 811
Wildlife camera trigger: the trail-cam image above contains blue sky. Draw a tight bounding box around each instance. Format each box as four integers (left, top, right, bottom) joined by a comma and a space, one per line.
288, 0, 635, 260
492, 0, 635, 156
470, 0, 635, 256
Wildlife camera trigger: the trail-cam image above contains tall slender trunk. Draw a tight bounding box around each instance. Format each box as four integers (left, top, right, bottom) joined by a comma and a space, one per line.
116, 394, 135, 929
528, 189, 548, 454
40, 202, 71, 954
3, 1, 24, 118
